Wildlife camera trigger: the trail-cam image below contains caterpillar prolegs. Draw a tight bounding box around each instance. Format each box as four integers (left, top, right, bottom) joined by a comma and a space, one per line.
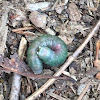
27, 34, 68, 74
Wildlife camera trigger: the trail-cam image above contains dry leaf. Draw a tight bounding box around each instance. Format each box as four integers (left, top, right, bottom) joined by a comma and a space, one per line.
29, 11, 47, 29
68, 3, 82, 21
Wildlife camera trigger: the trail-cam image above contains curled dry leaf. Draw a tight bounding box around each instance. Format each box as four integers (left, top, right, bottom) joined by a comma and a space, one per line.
29, 11, 47, 29
9, 9, 27, 27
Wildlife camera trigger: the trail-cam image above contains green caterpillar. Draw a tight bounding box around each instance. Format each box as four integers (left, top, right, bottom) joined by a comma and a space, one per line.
27, 34, 68, 74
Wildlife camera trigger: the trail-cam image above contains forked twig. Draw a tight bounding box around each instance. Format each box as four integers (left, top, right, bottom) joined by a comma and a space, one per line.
26, 20, 100, 100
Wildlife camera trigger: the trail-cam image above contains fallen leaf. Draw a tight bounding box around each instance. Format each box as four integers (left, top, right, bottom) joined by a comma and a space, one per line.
68, 3, 82, 21
29, 11, 47, 29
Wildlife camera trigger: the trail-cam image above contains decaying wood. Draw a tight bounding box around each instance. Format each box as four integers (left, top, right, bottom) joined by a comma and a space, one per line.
25, 20, 100, 100
12, 27, 35, 36
9, 37, 27, 100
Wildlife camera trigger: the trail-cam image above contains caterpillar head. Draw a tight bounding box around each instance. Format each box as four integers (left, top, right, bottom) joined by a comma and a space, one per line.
37, 46, 54, 62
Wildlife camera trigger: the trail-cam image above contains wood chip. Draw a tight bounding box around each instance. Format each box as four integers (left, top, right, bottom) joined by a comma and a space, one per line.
68, 3, 82, 21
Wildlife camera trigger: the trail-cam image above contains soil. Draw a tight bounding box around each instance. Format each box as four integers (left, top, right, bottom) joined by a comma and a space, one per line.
0, 0, 100, 100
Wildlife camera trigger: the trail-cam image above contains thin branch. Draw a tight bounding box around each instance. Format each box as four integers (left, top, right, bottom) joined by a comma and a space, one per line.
0, 66, 75, 80
13, 31, 35, 36
12, 27, 34, 32
25, 20, 100, 100
77, 82, 91, 100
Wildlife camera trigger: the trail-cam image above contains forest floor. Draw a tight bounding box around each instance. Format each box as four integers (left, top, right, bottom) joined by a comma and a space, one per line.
0, 0, 100, 100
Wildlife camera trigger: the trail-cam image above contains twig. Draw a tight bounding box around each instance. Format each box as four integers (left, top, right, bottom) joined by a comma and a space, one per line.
13, 31, 35, 36
12, 27, 34, 32
25, 20, 100, 100
9, 37, 27, 100
0, 67, 75, 80
12, 26, 46, 35
77, 82, 91, 100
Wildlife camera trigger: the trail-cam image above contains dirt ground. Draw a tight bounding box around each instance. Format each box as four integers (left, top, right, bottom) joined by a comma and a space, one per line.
0, 0, 100, 100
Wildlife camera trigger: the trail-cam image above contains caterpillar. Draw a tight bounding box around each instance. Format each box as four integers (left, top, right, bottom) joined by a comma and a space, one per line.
27, 34, 68, 74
